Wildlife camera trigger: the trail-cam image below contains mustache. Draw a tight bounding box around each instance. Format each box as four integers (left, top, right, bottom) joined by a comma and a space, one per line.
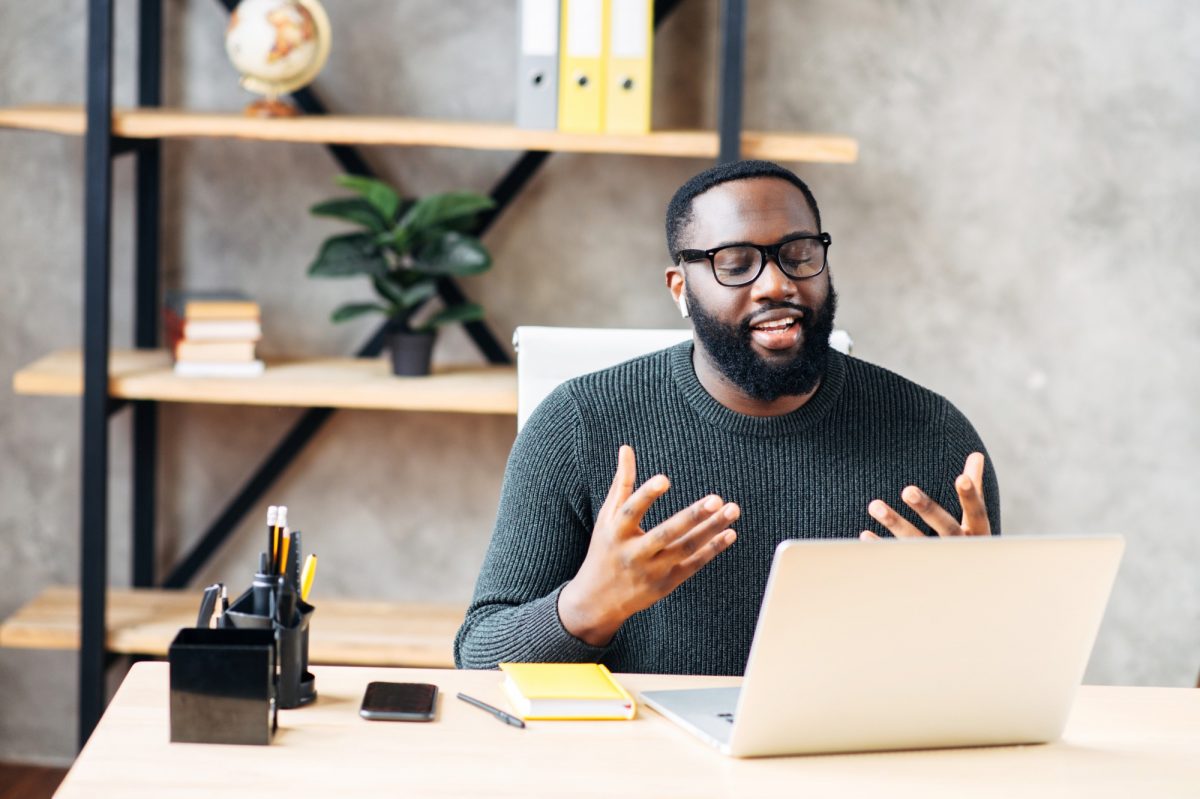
738, 302, 814, 332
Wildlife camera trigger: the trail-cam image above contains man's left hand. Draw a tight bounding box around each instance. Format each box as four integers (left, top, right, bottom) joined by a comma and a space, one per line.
860, 452, 990, 539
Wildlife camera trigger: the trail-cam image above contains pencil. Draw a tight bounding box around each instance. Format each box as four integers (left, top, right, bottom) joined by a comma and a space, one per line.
300, 554, 317, 601
278, 528, 291, 576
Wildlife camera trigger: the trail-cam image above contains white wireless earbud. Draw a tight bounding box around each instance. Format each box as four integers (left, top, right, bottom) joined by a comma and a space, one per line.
677, 291, 689, 318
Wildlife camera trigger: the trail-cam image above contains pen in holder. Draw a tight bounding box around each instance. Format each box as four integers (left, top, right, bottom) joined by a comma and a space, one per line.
224, 584, 317, 709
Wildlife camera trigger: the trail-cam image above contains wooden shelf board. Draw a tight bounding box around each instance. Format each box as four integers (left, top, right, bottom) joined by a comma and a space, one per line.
12, 349, 517, 414
0, 104, 859, 164
0, 586, 465, 668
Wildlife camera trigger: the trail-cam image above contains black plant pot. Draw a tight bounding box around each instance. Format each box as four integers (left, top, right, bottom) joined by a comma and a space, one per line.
385, 329, 436, 376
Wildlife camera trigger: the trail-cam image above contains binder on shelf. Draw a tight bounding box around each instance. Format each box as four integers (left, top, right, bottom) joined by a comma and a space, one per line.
604, 0, 653, 134
516, 0, 561, 129
558, 0, 607, 133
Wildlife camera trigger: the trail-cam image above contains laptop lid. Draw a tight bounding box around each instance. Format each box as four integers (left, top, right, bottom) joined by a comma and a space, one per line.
721, 535, 1124, 757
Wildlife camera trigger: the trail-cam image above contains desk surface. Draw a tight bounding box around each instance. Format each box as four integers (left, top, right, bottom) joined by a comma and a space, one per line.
58, 663, 1200, 799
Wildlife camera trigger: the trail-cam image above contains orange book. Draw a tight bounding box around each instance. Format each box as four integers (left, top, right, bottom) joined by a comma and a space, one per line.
174, 340, 258, 363
166, 290, 260, 321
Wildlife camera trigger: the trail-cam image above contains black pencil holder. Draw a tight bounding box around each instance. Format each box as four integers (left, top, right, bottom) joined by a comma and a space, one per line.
168, 627, 278, 745
224, 589, 317, 710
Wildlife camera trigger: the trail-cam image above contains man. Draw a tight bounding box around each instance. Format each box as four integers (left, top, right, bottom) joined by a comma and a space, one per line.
455, 160, 999, 675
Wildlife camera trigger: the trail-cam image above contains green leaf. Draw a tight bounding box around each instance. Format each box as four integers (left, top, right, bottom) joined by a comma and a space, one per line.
400, 281, 438, 308
415, 302, 484, 332
335, 174, 401, 223
372, 275, 436, 311
391, 267, 424, 288
308, 233, 389, 278
396, 192, 496, 235
372, 274, 407, 308
412, 231, 492, 277
439, 213, 485, 234
310, 197, 388, 233
330, 302, 390, 323
388, 226, 416, 254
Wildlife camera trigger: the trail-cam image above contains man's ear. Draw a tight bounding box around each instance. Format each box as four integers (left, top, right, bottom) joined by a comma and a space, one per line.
665, 267, 688, 318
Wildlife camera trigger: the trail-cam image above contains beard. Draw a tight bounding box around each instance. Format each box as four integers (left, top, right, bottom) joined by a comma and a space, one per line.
686, 282, 838, 403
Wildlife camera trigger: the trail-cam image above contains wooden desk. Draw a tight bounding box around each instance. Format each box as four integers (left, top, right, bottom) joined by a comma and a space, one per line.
57, 664, 1200, 798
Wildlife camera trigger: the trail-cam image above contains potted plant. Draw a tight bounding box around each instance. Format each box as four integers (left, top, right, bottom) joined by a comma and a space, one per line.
307, 174, 496, 375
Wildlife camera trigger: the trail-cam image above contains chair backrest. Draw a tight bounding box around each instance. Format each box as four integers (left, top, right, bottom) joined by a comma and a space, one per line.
513, 327, 692, 430
513, 326, 853, 431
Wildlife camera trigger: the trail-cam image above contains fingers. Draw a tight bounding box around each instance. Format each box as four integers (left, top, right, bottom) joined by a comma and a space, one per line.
676, 529, 738, 575
602, 445, 672, 534
641, 495, 737, 555
867, 499, 925, 538
867, 454, 990, 539
633, 528, 737, 606
659, 501, 741, 559
614, 472, 671, 533
602, 445, 637, 514
965, 452, 986, 504
956, 473, 991, 536
900, 485, 964, 537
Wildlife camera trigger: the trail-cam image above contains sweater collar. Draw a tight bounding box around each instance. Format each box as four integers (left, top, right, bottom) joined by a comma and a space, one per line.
669, 340, 847, 437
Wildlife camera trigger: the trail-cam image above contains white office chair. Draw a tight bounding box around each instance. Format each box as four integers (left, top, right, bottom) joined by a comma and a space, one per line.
513, 326, 852, 431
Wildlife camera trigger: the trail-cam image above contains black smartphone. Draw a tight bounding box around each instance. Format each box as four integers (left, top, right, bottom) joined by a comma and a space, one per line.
359, 681, 438, 722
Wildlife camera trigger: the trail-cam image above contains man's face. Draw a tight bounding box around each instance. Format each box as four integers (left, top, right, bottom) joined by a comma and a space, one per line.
668, 177, 837, 403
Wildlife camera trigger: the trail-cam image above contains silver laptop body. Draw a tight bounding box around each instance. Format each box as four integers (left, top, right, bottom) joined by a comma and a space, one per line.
640, 535, 1124, 758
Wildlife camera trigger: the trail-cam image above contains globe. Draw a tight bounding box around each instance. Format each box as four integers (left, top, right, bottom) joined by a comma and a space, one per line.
225, 0, 331, 116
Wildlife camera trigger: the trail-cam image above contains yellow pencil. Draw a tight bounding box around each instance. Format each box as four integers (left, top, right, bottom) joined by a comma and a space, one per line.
278, 528, 291, 576
273, 506, 289, 573
300, 555, 318, 601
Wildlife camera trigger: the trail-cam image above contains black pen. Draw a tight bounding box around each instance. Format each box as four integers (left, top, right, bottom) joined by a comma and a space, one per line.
456, 693, 525, 729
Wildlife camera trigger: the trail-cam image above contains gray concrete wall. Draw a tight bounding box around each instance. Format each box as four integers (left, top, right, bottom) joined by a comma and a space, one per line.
1, 0, 1196, 764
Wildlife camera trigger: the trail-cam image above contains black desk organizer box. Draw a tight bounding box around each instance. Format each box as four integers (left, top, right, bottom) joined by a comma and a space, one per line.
168, 589, 316, 745
168, 627, 277, 745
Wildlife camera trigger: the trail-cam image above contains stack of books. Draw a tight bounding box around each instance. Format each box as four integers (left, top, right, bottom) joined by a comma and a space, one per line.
165, 291, 265, 377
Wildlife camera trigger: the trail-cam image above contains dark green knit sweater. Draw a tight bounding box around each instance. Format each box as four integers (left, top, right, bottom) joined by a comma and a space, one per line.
454, 342, 1000, 675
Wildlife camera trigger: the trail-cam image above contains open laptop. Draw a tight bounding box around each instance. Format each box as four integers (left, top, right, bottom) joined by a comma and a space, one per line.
640, 535, 1124, 758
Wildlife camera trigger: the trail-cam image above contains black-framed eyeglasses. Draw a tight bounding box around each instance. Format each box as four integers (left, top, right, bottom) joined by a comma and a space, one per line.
675, 232, 832, 287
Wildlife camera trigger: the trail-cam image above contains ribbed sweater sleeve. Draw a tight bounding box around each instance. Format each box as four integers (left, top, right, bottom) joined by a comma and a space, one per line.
453, 385, 608, 669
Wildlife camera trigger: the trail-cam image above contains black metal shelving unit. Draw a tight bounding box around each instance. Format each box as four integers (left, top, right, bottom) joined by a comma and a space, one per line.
76, 0, 744, 746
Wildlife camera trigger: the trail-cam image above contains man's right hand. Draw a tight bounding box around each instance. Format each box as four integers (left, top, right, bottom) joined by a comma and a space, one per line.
558, 445, 739, 647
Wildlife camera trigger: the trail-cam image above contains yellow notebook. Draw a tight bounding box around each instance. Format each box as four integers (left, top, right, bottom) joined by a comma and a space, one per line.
499, 662, 637, 720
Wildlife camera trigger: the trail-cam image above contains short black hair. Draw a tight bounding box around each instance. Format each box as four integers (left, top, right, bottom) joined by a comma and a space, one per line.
665, 160, 822, 258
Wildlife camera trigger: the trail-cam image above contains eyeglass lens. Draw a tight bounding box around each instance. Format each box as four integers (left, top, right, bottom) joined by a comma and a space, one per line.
712, 238, 825, 285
